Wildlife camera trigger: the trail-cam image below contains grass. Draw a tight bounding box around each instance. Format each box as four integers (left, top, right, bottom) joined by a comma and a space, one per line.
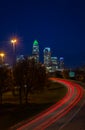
0, 81, 67, 130
29, 81, 67, 104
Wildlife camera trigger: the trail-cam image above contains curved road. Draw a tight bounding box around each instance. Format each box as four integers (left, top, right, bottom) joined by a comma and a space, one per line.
13, 78, 84, 130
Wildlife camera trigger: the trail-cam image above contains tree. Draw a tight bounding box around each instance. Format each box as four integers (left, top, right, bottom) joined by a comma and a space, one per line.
0, 65, 11, 104
62, 69, 69, 79
13, 58, 47, 104
13, 59, 26, 104
55, 70, 63, 78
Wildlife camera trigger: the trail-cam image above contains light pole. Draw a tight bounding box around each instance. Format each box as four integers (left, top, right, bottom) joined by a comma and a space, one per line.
11, 39, 17, 51
0, 52, 5, 64
11, 38, 17, 66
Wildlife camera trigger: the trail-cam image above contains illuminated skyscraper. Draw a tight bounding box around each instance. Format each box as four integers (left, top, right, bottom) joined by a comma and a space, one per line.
32, 40, 39, 62
51, 57, 58, 66
51, 57, 58, 71
59, 57, 64, 69
43, 47, 51, 67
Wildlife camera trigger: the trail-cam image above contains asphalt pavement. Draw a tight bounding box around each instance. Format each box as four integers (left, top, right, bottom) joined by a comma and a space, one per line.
11, 78, 85, 130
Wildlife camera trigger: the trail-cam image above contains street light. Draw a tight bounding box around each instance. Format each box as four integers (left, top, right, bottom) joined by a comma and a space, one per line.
0, 52, 5, 64
11, 38, 17, 66
11, 39, 17, 51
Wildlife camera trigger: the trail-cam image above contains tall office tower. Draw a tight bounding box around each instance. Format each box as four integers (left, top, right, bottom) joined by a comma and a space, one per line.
32, 40, 39, 62
59, 57, 64, 69
43, 47, 51, 67
51, 57, 58, 71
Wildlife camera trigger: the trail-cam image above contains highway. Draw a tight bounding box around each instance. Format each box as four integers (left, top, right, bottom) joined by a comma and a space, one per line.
14, 78, 84, 130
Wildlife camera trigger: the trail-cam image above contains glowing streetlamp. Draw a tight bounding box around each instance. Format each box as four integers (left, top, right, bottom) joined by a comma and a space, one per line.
0, 52, 5, 64
11, 38, 17, 66
11, 39, 17, 51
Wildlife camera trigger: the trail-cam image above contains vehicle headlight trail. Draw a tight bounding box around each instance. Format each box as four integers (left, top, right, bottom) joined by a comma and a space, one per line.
16, 78, 84, 130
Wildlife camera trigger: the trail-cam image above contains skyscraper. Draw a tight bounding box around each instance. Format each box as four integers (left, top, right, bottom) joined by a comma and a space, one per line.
59, 57, 64, 69
43, 47, 51, 67
32, 40, 39, 62
51, 57, 58, 71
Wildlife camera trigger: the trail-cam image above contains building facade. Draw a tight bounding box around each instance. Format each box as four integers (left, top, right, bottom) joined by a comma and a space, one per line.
32, 40, 39, 62
51, 57, 58, 72
43, 47, 51, 67
16, 55, 25, 63
59, 57, 64, 69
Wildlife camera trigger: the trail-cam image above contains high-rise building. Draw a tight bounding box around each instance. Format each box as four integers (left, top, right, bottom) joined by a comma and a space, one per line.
32, 40, 39, 62
51, 57, 58, 71
59, 57, 64, 69
43, 47, 51, 67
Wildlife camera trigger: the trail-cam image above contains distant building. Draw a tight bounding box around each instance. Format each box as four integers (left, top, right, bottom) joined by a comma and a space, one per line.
43, 47, 51, 67
59, 57, 64, 69
32, 40, 39, 62
16, 55, 25, 62
51, 57, 58, 72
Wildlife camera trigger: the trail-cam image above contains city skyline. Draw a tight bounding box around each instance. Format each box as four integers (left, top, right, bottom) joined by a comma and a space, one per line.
0, 37, 83, 69
0, 39, 64, 68
16, 40, 64, 72
0, 0, 85, 68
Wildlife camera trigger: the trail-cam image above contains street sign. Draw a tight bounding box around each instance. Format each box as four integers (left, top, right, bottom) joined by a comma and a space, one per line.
69, 71, 75, 78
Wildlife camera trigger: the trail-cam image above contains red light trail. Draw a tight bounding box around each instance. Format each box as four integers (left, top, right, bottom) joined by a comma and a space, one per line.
16, 78, 84, 130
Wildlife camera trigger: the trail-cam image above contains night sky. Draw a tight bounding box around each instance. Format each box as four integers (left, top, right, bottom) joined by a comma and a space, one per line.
0, 0, 85, 68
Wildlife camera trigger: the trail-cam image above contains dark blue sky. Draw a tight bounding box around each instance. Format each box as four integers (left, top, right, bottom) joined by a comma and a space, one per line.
0, 0, 85, 68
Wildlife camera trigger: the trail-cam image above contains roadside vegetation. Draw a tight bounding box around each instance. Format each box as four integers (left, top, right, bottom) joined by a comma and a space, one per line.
0, 58, 67, 129
0, 81, 67, 129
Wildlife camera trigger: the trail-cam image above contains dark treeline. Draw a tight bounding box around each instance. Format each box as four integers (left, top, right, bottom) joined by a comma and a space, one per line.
1, 58, 85, 104
0, 58, 47, 104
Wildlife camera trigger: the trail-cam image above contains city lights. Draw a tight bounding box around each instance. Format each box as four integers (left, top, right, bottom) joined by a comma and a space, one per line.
11, 39, 17, 44
11, 38, 18, 65
0, 52, 5, 63
0, 53, 5, 57
11, 38, 17, 50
